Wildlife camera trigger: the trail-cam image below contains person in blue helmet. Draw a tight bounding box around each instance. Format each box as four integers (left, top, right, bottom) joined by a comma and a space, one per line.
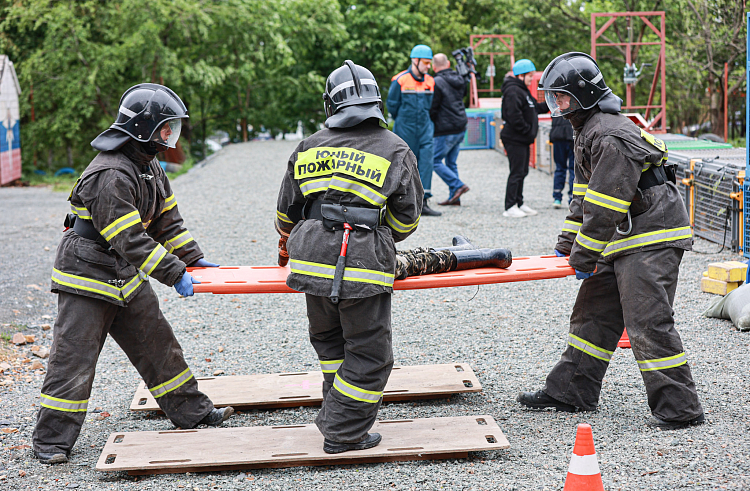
387, 44, 441, 217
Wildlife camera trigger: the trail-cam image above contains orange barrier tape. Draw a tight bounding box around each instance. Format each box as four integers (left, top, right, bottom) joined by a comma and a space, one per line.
188, 255, 575, 294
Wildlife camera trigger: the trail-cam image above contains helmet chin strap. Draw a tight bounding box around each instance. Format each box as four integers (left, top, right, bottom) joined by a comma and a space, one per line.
141, 140, 167, 156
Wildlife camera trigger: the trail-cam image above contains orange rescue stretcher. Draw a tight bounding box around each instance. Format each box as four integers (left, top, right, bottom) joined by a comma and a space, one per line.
189, 255, 575, 294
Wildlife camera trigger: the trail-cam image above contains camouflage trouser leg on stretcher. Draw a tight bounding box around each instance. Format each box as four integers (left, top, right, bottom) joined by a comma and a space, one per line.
305, 292, 393, 443
33, 288, 213, 456
395, 247, 455, 280
543, 248, 703, 421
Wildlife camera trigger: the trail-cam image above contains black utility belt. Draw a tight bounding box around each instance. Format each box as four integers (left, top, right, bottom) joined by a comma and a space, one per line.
303, 200, 381, 231
638, 163, 676, 191
65, 214, 111, 249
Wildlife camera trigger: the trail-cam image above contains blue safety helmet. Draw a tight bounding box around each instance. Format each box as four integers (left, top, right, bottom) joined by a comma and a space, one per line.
512, 59, 536, 76
410, 44, 433, 60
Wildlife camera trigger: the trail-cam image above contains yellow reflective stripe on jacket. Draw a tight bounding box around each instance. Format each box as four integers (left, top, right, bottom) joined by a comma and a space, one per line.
40, 393, 88, 413
386, 208, 419, 234
164, 230, 195, 253
329, 176, 387, 208
332, 373, 382, 403
299, 177, 331, 197
149, 368, 194, 399
637, 352, 686, 371
576, 232, 607, 252
70, 204, 92, 220
289, 259, 395, 287
572, 183, 588, 196
276, 210, 293, 224
561, 220, 581, 234
568, 334, 613, 362
52, 268, 146, 301
584, 189, 631, 214
140, 244, 168, 275
162, 194, 177, 214
320, 359, 344, 373
294, 147, 391, 187
100, 210, 141, 241
602, 227, 692, 257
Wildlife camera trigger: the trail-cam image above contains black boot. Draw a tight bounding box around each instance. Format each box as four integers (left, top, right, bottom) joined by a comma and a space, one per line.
196, 406, 234, 427
516, 390, 577, 412
323, 433, 382, 454
451, 248, 512, 271
421, 198, 442, 217
429, 236, 477, 253
647, 413, 705, 430
34, 451, 68, 464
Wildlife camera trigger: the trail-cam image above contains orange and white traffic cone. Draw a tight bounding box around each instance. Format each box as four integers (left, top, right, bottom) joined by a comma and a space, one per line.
563, 423, 604, 491
617, 328, 631, 349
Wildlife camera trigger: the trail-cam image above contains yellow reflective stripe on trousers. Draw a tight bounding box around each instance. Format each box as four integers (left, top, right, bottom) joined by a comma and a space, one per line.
576, 232, 607, 252
40, 393, 89, 412
162, 194, 177, 214
140, 244, 168, 275
572, 183, 588, 196
289, 259, 395, 287
332, 373, 382, 403
149, 368, 193, 398
584, 189, 631, 214
52, 268, 146, 301
386, 208, 419, 233
276, 210, 293, 224
164, 231, 195, 253
320, 359, 344, 373
637, 352, 686, 371
100, 210, 142, 241
329, 176, 387, 208
562, 220, 582, 234
300, 177, 331, 197
603, 227, 692, 257
568, 333, 613, 362
70, 204, 92, 219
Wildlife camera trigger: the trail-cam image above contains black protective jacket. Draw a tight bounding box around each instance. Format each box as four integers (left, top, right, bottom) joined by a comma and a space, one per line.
555, 108, 692, 273
52, 141, 203, 306
429, 68, 468, 137
500, 76, 548, 146
275, 121, 423, 299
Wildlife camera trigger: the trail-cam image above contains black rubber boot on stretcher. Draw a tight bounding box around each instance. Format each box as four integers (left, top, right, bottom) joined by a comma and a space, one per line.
647, 413, 705, 430
452, 248, 512, 270
323, 433, 382, 454
516, 390, 577, 413
430, 235, 477, 253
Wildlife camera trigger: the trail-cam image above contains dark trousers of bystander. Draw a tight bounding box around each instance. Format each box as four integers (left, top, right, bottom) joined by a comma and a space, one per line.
552, 140, 575, 203
503, 141, 530, 211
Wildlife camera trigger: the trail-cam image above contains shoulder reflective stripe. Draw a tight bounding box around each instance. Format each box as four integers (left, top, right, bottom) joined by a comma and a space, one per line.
329, 176, 387, 207
294, 147, 391, 187
40, 393, 89, 413
290, 259, 335, 279
603, 227, 692, 256
290, 260, 394, 287
640, 129, 667, 152
333, 373, 382, 403
52, 268, 122, 300
161, 194, 177, 214
562, 220, 582, 234
70, 204, 92, 219
576, 232, 607, 252
164, 231, 195, 253
572, 183, 588, 196
320, 359, 344, 373
101, 210, 142, 241
568, 333, 613, 362
276, 210, 293, 224
584, 189, 631, 214
637, 352, 686, 371
140, 244, 168, 275
568, 453, 601, 475
300, 177, 331, 197
386, 208, 419, 233
149, 368, 194, 399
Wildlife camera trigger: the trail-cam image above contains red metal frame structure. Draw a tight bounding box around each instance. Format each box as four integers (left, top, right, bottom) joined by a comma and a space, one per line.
591, 11, 667, 133
468, 34, 515, 108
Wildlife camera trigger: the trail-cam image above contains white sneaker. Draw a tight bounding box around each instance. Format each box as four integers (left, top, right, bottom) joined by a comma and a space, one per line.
503, 204, 527, 218
519, 204, 538, 216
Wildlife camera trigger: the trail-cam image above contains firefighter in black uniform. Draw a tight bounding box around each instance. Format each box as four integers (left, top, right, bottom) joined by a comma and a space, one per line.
33, 84, 233, 464
275, 61, 423, 453
517, 53, 704, 429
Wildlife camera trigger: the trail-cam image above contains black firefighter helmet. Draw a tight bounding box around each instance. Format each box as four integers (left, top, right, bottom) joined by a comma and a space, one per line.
91, 83, 188, 151
323, 60, 386, 129
538, 52, 612, 117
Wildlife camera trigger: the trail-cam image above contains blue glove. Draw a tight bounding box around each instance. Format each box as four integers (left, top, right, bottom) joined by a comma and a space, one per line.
175, 271, 201, 297
575, 269, 594, 280
554, 250, 566, 257
192, 258, 220, 267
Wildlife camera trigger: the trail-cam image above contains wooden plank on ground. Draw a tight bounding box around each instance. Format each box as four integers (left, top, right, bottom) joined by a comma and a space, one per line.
130, 363, 482, 412
96, 415, 509, 475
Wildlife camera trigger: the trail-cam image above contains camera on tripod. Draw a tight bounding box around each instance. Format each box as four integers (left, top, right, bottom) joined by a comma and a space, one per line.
451, 47, 478, 82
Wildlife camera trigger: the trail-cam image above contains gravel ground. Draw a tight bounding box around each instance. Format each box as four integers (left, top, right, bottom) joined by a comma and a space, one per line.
1, 140, 749, 490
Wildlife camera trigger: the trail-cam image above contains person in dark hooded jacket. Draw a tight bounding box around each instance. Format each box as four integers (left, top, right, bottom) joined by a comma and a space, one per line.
500, 59, 548, 218
429, 53, 470, 206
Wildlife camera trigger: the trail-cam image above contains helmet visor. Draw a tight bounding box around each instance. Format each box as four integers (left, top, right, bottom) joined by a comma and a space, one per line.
544, 90, 581, 118
151, 119, 182, 148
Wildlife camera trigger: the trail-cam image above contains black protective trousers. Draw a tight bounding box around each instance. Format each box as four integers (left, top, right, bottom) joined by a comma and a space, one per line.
33, 288, 213, 456
305, 293, 393, 443
503, 142, 531, 210
544, 248, 703, 422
